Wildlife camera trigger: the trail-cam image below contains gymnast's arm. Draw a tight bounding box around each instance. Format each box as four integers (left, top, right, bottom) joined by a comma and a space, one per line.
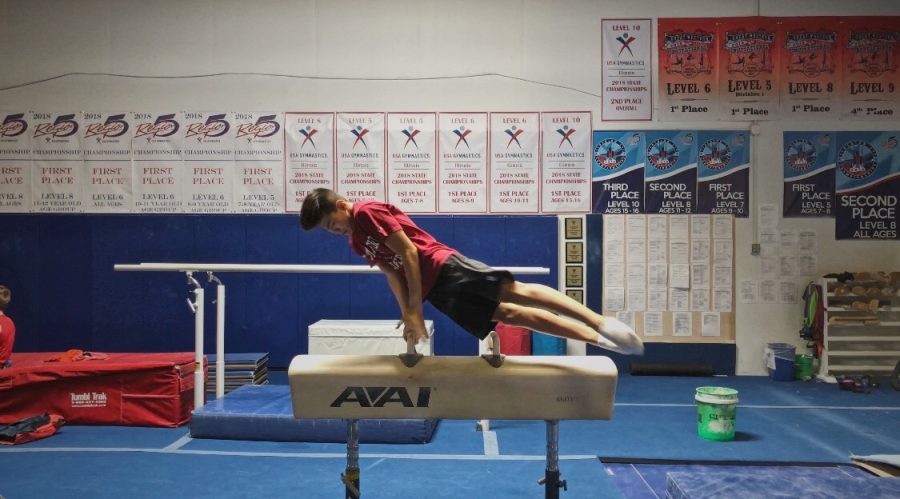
376, 261, 410, 323
382, 230, 428, 343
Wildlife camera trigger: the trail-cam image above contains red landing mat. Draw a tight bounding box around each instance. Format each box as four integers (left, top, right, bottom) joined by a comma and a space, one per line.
0, 352, 204, 427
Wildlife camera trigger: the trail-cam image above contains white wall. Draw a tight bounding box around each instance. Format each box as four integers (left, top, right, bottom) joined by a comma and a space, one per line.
1, 0, 898, 373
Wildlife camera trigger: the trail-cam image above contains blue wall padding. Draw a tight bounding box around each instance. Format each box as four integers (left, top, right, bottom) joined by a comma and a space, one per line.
191, 385, 438, 444
531, 332, 566, 355
0, 214, 557, 367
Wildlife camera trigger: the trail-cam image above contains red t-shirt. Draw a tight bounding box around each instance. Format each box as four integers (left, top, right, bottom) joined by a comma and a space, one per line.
350, 201, 457, 295
0, 313, 15, 365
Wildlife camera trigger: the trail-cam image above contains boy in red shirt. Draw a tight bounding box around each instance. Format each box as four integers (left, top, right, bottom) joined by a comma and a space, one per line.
0, 286, 15, 368
300, 189, 642, 355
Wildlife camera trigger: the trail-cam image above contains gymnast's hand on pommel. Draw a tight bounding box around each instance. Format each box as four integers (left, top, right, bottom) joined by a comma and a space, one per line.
402, 313, 429, 345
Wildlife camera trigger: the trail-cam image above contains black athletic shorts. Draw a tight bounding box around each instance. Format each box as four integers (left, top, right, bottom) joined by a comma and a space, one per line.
425, 254, 515, 340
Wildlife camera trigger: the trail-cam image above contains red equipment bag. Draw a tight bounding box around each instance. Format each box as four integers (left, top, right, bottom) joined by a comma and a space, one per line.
0, 413, 66, 445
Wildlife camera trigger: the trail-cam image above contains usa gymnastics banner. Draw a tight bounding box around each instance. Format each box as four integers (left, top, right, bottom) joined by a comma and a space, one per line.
387, 112, 437, 214
591, 131, 644, 214
601, 19, 652, 121
779, 18, 842, 120
336, 113, 386, 205
0, 112, 30, 212
541, 112, 592, 213
658, 18, 719, 122
696, 130, 750, 217
835, 131, 899, 240
489, 112, 540, 213
719, 17, 779, 120
438, 112, 488, 213
285, 112, 334, 213
82, 112, 133, 213
644, 131, 697, 214
233, 112, 284, 214
132, 112, 184, 213
841, 17, 900, 120
783, 131, 835, 217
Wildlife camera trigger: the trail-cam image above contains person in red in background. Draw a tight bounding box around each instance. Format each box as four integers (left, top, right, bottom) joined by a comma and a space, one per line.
300, 188, 643, 355
0, 285, 14, 369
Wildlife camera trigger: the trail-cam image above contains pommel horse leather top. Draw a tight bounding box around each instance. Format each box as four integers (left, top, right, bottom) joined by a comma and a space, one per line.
289, 354, 618, 421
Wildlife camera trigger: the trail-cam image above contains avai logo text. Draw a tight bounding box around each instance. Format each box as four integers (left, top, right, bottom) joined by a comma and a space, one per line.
330, 386, 432, 408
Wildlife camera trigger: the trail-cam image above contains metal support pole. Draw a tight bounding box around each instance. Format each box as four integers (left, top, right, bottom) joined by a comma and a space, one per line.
186, 272, 205, 409
208, 272, 226, 400
539, 420, 566, 499
342, 419, 361, 499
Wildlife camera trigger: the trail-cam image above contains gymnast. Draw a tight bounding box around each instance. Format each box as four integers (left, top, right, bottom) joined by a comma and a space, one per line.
300, 189, 643, 355
0, 285, 15, 369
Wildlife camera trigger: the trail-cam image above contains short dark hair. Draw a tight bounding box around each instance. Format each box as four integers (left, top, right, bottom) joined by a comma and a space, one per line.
0, 285, 10, 312
300, 188, 344, 230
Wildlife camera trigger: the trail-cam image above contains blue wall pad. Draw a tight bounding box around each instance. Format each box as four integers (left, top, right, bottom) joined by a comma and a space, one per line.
666, 472, 900, 499
531, 332, 566, 355
191, 384, 438, 444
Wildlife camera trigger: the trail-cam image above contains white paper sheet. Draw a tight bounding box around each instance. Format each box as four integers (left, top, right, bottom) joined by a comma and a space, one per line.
798, 229, 817, 253
712, 215, 733, 239
780, 280, 798, 304
604, 287, 625, 312
626, 215, 646, 239
669, 215, 689, 239
648, 264, 668, 287
627, 287, 646, 311
648, 287, 668, 311
669, 288, 690, 311
669, 264, 690, 289
669, 239, 689, 264
713, 265, 732, 288
616, 310, 635, 330
648, 215, 668, 240
691, 215, 711, 239
605, 262, 625, 287
713, 239, 733, 266
604, 214, 625, 238
627, 262, 647, 289
605, 238, 625, 263
779, 256, 797, 277
738, 279, 758, 304
759, 255, 778, 276
779, 229, 798, 252
691, 288, 710, 311
760, 279, 778, 304
713, 287, 732, 312
798, 254, 817, 276
648, 240, 668, 264
691, 263, 710, 288
644, 311, 664, 337
701, 312, 721, 337
691, 239, 710, 262
673, 312, 692, 337
759, 204, 778, 228
627, 239, 647, 261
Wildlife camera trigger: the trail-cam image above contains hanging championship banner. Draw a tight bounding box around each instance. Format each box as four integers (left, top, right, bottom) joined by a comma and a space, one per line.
336, 113, 385, 204
541, 111, 591, 213
779, 17, 842, 120
31, 112, 83, 213
82, 112, 132, 213
601, 19, 652, 121
696, 130, 750, 217
719, 17, 779, 120
841, 17, 900, 120
233, 112, 284, 214
783, 131, 835, 217
132, 112, 184, 213
591, 131, 644, 214
658, 19, 719, 121
835, 131, 899, 240
489, 112, 540, 213
285, 112, 334, 213
387, 113, 437, 214
0, 112, 32, 212
644, 131, 697, 214
438, 112, 488, 213
183, 112, 234, 214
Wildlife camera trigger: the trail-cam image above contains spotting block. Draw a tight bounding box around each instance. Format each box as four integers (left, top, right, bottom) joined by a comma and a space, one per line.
289, 355, 618, 420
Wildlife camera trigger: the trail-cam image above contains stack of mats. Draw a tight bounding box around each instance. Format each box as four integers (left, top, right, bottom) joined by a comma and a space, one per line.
666, 472, 900, 498
205, 352, 268, 396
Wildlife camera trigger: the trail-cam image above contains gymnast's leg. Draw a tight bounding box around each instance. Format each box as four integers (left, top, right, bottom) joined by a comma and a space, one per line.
497, 281, 643, 355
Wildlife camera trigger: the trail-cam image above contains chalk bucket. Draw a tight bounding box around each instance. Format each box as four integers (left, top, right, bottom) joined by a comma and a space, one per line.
765, 343, 796, 381
795, 354, 814, 380
695, 387, 739, 441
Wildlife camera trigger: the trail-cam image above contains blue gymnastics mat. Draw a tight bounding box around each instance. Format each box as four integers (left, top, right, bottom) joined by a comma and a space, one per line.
666, 471, 900, 499
190, 384, 438, 444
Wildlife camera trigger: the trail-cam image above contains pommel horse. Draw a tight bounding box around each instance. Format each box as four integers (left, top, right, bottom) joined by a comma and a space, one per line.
289, 339, 618, 499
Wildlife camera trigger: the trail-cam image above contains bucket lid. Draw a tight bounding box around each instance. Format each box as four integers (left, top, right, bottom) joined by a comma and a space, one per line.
695, 386, 738, 398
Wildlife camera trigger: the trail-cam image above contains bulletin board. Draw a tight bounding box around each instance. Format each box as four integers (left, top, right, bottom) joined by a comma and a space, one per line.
601, 214, 735, 343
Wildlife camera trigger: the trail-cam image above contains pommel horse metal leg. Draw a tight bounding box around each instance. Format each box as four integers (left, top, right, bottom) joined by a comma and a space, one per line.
342, 419, 361, 499
538, 420, 566, 498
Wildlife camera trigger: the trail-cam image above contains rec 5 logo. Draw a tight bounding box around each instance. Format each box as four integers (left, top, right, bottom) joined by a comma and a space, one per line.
34, 114, 79, 140
186, 113, 231, 141
0, 113, 28, 137
330, 386, 432, 408
236, 114, 280, 140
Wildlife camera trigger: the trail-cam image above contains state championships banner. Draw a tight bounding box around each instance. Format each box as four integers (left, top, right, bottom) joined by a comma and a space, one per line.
601, 19, 652, 121
489, 112, 540, 213
387, 112, 437, 214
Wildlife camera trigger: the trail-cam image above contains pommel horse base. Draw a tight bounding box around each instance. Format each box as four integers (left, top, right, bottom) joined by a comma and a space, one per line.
289, 353, 618, 498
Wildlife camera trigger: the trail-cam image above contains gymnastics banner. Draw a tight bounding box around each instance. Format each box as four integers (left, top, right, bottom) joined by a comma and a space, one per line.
336, 113, 386, 204
541, 111, 591, 213
779, 18, 842, 120
82, 112, 132, 213
591, 131, 644, 214
233, 112, 284, 214
489, 112, 540, 213
0, 112, 32, 212
387, 112, 437, 214
834, 131, 899, 240
601, 19, 652, 121
658, 18, 719, 122
696, 130, 750, 217
132, 112, 184, 213
783, 131, 836, 217
841, 17, 900, 120
183, 111, 234, 214
719, 17, 779, 120
438, 112, 488, 213
31, 111, 83, 213
285, 112, 334, 213
644, 131, 697, 214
